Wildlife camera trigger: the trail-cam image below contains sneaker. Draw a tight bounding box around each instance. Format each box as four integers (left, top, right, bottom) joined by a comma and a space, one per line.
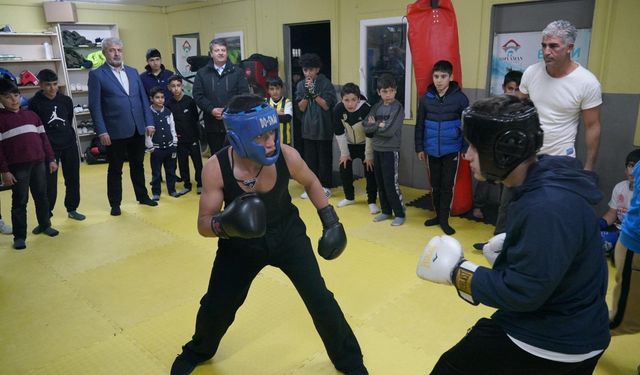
177, 188, 191, 196
32, 225, 59, 237
323, 187, 332, 198
67, 211, 86, 221
373, 213, 392, 222
152, 194, 160, 201
110, 206, 121, 216
140, 197, 159, 206
300, 191, 309, 199
337, 199, 355, 208
0, 219, 12, 234
473, 242, 487, 251
368, 203, 381, 214
391, 217, 405, 226
13, 238, 26, 250
170, 191, 181, 198
196, 186, 202, 195
170, 355, 196, 375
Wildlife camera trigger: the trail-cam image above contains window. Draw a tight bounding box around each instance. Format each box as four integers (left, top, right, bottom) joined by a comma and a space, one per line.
360, 17, 412, 119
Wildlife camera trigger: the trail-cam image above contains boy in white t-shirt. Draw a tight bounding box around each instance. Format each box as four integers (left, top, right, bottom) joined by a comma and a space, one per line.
599, 149, 640, 254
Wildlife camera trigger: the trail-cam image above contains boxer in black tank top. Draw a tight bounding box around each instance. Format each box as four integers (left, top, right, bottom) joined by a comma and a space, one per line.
171, 95, 368, 375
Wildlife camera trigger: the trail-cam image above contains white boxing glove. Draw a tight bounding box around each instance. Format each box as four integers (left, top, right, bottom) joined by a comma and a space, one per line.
416, 235, 463, 284
482, 233, 506, 266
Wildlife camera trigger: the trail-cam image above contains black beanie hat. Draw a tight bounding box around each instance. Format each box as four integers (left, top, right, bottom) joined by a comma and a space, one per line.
146, 48, 161, 60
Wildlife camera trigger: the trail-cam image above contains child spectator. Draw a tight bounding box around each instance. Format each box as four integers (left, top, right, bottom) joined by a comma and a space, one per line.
0, 78, 59, 250
333, 82, 379, 214
140, 48, 174, 99
609, 160, 640, 375
599, 149, 640, 254
295, 53, 336, 198
414, 60, 469, 235
363, 73, 405, 226
266, 76, 293, 146
147, 87, 179, 200
166, 75, 203, 195
472, 70, 522, 221
28, 69, 85, 221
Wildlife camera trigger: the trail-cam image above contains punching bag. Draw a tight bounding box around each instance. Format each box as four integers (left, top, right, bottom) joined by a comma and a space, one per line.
407, 0, 472, 216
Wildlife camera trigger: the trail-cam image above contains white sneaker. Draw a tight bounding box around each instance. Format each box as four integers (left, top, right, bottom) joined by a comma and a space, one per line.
368, 203, 381, 214
323, 187, 332, 198
0, 219, 12, 234
300, 191, 309, 199
337, 199, 355, 208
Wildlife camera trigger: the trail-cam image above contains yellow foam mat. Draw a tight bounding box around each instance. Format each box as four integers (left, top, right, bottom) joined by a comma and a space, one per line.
0, 158, 637, 374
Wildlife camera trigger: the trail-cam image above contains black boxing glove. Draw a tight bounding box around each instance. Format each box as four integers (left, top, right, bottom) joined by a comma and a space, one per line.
317, 205, 347, 260
211, 193, 266, 239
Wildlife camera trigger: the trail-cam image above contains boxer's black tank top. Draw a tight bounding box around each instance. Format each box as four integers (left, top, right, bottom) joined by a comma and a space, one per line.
216, 146, 294, 226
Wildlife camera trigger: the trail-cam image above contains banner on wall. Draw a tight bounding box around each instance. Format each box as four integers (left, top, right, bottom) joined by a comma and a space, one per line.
489, 29, 592, 96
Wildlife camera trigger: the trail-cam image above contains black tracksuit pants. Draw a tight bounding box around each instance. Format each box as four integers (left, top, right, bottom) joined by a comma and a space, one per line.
427, 152, 458, 219
180, 213, 367, 374
47, 145, 80, 214
339, 143, 377, 203
176, 141, 203, 190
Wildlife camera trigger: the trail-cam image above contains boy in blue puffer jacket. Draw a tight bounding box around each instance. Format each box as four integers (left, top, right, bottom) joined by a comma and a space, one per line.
414, 60, 469, 235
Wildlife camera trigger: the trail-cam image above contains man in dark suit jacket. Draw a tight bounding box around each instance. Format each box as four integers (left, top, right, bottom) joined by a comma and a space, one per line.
88, 37, 158, 216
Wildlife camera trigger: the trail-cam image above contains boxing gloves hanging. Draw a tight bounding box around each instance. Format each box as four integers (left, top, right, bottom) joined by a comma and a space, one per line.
416, 235, 479, 305
211, 193, 266, 239
317, 205, 347, 260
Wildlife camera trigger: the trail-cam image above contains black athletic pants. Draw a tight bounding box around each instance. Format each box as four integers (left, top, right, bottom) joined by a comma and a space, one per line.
431, 318, 602, 375
47, 145, 80, 214
427, 152, 458, 218
177, 141, 203, 190
180, 214, 367, 374
374, 151, 404, 218
205, 132, 227, 157
339, 143, 377, 203
10, 161, 51, 240
303, 139, 333, 188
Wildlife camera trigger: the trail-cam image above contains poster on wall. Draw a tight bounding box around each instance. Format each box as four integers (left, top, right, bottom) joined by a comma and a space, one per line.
489, 29, 591, 96
214, 31, 244, 65
173, 33, 200, 96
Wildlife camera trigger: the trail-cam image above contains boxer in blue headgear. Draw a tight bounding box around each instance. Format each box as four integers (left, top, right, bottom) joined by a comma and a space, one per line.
171, 94, 368, 375
223, 102, 280, 165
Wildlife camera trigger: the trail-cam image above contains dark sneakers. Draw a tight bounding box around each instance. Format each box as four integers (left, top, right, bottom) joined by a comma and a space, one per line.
110, 206, 121, 216
67, 211, 86, 221
170, 355, 196, 375
13, 238, 26, 250
32, 226, 60, 237
473, 242, 487, 251
139, 197, 159, 207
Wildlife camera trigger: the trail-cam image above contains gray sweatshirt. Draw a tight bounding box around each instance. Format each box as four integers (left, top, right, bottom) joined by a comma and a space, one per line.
363, 99, 403, 152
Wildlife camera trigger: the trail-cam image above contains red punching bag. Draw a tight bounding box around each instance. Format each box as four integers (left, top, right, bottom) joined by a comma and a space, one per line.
407, 0, 472, 216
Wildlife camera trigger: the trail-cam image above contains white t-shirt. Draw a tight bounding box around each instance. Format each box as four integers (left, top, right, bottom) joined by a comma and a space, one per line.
520, 62, 602, 157
608, 180, 632, 223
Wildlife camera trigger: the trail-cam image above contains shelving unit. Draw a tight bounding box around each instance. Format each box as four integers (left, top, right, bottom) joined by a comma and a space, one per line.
0, 31, 69, 99
57, 23, 118, 153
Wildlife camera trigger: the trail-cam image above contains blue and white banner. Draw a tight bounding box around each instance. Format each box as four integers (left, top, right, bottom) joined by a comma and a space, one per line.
489, 29, 591, 96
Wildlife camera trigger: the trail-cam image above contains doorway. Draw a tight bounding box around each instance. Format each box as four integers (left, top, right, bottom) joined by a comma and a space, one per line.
283, 21, 332, 156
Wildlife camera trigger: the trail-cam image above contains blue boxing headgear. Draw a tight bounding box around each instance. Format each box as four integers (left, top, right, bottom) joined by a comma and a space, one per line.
462, 97, 543, 182
223, 102, 280, 165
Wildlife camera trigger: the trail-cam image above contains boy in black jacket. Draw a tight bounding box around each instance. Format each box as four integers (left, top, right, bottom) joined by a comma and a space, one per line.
167, 75, 203, 195
28, 69, 85, 221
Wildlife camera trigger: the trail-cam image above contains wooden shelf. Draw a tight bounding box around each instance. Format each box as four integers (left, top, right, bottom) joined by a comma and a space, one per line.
0, 32, 57, 37
78, 132, 96, 137
0, 58, 62, 63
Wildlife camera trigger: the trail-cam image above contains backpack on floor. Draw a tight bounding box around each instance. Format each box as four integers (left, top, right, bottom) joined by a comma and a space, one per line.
84, 137, 107, 164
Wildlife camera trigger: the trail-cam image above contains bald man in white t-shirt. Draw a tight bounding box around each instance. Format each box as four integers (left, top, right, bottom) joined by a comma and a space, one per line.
518, 20, 602, 171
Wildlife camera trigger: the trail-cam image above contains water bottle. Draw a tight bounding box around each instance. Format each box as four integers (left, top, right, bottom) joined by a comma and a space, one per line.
43, 42, 53, 59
